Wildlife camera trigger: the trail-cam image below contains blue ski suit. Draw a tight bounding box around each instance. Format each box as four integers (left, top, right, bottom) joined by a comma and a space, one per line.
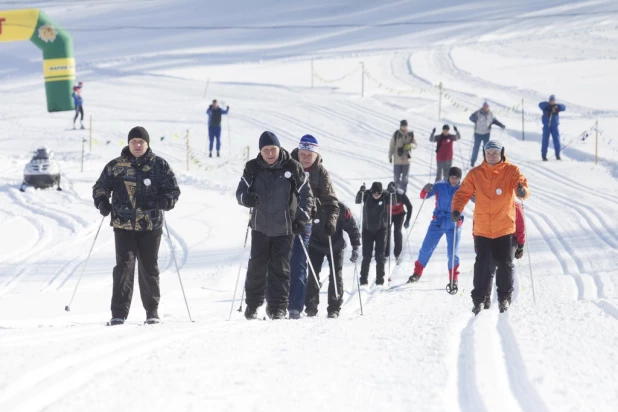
539, 101, 566, 158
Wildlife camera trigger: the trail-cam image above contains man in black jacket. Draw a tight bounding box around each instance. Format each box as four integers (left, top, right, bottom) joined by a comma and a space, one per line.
386, 188, 413, 261
92, 126, 181, 325
305, 201, 360, 319
236, 131, 314, 320
355, 181, 396, 285
288, 134, 339, 319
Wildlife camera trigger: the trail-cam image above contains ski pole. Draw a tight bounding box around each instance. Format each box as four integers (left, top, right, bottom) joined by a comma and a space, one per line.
65, 216, 105, 312
237, 212, 253, 312
355, 260, 364, 315
328, 236, 340, 299
520, 201, 537, 304
354, 184, 365, 287
229, 210, 252, 320
388, 192, 393, 282
165, 220, 194, 322
396, 197, 426, 266
227, 114, 232, 157
298, 234, 323, 292
447, 222, 458, 295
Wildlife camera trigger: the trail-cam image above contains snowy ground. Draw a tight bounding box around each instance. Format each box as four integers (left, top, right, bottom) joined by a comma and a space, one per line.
1, 1, 618, 411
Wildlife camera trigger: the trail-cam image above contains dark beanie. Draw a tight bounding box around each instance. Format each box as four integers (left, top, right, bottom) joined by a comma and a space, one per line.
128, 126, 150, 144
259, 131, 280, 149
448, 166, 462, 178
400, 120, 408, 127
442, 124, 450, 130
371, 182, 383, 194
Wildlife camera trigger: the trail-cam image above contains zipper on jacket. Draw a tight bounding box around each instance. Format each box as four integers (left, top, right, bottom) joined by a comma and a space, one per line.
285, 210, 290, 235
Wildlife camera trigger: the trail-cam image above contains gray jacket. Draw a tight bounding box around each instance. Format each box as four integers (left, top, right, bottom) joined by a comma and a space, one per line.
469, 110, 505, 135
236, 148, 314, 237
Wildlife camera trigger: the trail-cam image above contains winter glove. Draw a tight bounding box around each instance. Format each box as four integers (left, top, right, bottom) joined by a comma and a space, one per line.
98, 200, 112, 217
389, 156, 392, 164
516, 183, 527, 198
156, 196, 169, 210
432, 127, 436, 134
515, 245, 524, 259
387, 182, 396, 193
501, 125, 506, 129
360, 184, 366, 192
324, 221, 336, 236
453, 125, 458, 132
451, 210, 462, 222
423, 183, 434, 193
227, 106, 230, 110
243, 192, 260, 208
350, 248, 359, 263
292, 219, 306, 235
404, 220, 410, 229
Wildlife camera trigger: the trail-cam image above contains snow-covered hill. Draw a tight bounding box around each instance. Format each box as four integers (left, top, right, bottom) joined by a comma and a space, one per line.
1, 1, 617, 411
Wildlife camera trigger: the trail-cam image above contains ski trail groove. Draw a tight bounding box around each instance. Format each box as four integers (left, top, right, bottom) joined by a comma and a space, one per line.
457, 317, 488, 412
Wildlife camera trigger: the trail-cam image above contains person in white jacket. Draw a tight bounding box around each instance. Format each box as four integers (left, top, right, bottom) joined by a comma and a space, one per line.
388, 120, 417, 193
469, 102, 505, 167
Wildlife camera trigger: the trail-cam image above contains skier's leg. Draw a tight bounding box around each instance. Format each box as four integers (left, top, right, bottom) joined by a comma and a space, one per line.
400, 164, 410, 193
471, 236, 492, 303
445, 223, 461, 281
375, 228, 387, 282
415, 221, 444, 276
541, 126, 550, 159
493, 234, 515, 302
215, 127, 222, 153
385, 220, 392, 258
326, 248, 345, 315
208, 127, 215, 153
393, 213, 405, 258
244, 230, 270, 309
79, 106, 84, 122
135, 228, 163, 315
111, 229, 139, 319
288, 223, 311, 314
435, 160, 443, 182
470, 134, 481, 166
266, 234, 295, 313
552, 125, 561, 157
360, 230, 373, 282
305, 249, 325, 314
393, 165, 401, 191
73, 107, 79, 125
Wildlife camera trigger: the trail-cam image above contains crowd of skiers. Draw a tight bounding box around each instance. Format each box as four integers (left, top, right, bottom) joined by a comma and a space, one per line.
91, 94, 568, 323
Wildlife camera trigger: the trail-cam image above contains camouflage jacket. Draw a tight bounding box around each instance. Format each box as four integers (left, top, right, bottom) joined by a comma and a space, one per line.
92, 147, 180, 231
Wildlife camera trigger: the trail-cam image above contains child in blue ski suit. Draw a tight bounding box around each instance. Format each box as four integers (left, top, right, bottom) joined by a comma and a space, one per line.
408, 167, 463, 286
539, 94, 566, 161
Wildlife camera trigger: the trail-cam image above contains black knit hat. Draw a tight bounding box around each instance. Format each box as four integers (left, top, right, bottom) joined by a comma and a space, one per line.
259, 131, 280, 149
442, 124, 450, 130
371, 182, 383, 194
128, 126, 150, 144
400, 120, 408, 127
448, 166, 462, 178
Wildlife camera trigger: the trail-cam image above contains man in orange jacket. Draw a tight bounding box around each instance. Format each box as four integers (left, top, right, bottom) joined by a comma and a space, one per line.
451, 140, 529, 315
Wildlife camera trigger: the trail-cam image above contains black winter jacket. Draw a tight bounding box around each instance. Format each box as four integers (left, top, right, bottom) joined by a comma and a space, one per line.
310, 201, 360, 254
236, 148, 314, 237
355, 190, 396, 233
92, 147, 180, 231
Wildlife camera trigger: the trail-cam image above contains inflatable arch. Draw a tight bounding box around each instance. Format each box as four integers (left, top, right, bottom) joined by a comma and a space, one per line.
0, 9, 75, 112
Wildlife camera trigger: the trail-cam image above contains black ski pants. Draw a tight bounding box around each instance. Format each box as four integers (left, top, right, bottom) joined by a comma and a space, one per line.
111, 228, 162, 319
386, 213, 405, 258
486, 236, 518, 298
472, 234, 515, 303
360, 228, 387, 281
244, 230, 294, 312
305, 247, 344, 315
73, 106, 84, 123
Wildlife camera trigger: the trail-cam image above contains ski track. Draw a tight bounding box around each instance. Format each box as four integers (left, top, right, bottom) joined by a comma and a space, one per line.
457, 317, 488, 412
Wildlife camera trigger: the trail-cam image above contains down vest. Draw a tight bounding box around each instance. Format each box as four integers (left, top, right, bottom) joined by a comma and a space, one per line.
236, 148, 314, 237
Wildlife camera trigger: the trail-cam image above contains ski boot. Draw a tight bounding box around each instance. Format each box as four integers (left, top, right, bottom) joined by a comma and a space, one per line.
108, 317, 125, 326
327, 311, 339, 319
556, 155, 561, 160
499, 299, 510, 313
305, 307, 318, 317
375, 276, 385, 286
446, 280, 458, 295
266, 306, 286, 320
359, 276, 368, 286
244, 305, 258, 320
407, 274, 421, 283
472, 302, 483, 316
217, 151, 220, 158
288, 310, 301, 320
80, 122, 85, 130
209, 152, 213, 158
145, 310, 160, 324
484, 296, 491, 309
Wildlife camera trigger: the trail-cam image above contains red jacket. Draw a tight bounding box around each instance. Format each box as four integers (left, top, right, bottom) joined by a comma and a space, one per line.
430, 130, 461, 162
473, 201, 525, 245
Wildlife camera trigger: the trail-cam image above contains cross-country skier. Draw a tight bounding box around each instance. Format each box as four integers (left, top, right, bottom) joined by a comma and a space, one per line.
305, 201, 360, 319
388, 120, 417, 193
355, 181, 397, 285
288, 135, 339, 320
206, 99, 229, 158
236, 131, 314, 320
452, 140, 530, 314
430, 124, 461, 181
407, 167, 463, 288
469, 102, 505, 167
72, 82, 84, 129
92, 126, 181, 325
386, 188, 413, 261
539, 94, 566, 161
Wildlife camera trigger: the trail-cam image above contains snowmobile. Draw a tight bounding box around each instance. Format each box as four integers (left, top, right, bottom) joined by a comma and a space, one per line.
20, 148, 62, 192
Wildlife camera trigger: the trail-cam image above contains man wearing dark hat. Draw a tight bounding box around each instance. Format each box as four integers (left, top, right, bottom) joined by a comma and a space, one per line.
355, 181, 397, 285
469, 102, 505, 167
236, 131, 314, 320
538, 94, 566, 161
388, 120, 417, 193
408, 167, 463, 289
430, 124, 461, 182
93, 126, 181, 325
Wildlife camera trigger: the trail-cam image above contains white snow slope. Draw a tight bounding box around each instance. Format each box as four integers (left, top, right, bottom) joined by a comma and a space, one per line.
1, 1, 618, 411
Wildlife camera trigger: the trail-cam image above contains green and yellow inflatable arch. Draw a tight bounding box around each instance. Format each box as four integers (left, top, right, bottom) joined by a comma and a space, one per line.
0, 9, 75, 112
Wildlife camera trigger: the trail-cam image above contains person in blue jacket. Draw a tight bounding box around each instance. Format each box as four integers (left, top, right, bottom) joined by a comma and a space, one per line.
206, 99, 229, 158
72, 82, 84, 130
539, 95, 566, 161
408, 167, 463, 288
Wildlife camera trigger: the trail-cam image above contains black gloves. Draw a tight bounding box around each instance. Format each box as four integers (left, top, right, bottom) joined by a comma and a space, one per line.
515, 245, 524, 259
451, 210, 462, 222
324, 221, 336, 236
387, 182, 396, 193
350, 248, 359, 263
404, 219, 410, 229
516, 183, 527, 198
360, 184, 366, 192
292, 220, 306, 235
388, 156, 392, 164
227, 106, 230, 110
98, 200, 112, 217
244, 192, 260, 208
432, 127, 436, 134
423, 183, 434, 193
156, 196, 169, 210
501, 125, 506, 129
453, 125, 458, 132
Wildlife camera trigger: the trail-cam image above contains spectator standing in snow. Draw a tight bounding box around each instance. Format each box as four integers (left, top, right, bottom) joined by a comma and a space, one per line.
72, 82, 84, 130
92, 126, 181, 325
388, 120, 417, 193
407, 167, 463, 288
355, 181, 396, 286
236, 131, 314, 320
386, 188, 413, 261
305, 201, 360, 319
452, 140, 529, 314
430, 124, 461, 181
288, 135, 339, 320
469, 102, 505, 167
206, 99, 229, 158
539, 95, 566, 161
